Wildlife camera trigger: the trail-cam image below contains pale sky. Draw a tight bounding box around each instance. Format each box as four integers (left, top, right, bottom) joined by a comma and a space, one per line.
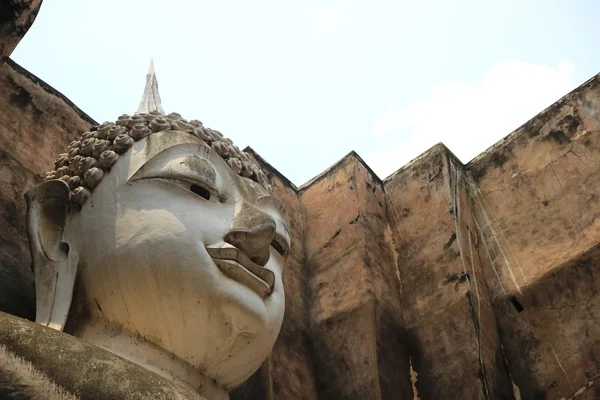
12, 0, 600, 185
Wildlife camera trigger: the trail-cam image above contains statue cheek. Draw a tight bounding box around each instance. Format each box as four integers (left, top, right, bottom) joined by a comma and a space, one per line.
114, 209, 188, 248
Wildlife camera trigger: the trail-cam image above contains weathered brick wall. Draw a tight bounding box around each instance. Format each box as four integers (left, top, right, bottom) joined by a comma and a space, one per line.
0, 0, 42, 63
384, 145, 513, 399
468, 73, 600, 399
299, 154, 412, 399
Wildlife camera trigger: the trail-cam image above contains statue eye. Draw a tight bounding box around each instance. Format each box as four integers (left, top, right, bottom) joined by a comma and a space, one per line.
270, 239, 286, 256
190, 184, 211, 200
147, 177, 222, 202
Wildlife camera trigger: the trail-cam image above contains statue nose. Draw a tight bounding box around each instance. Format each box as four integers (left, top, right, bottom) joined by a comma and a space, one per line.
224, 204, 276, 266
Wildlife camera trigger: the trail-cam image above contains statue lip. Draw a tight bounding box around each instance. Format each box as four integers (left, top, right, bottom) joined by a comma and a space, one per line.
206, 247, 274, 299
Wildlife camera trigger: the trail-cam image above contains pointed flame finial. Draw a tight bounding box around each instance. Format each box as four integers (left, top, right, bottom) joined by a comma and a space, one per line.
137, 58, 164, 114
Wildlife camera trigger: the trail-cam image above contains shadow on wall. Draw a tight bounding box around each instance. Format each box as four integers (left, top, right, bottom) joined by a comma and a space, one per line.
495, 243, 600, 399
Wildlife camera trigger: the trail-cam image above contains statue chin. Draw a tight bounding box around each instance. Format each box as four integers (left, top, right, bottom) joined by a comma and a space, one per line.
27, 131, 289, 396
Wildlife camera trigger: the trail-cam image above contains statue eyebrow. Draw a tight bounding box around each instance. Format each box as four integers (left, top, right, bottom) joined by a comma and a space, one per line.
176, 156, 217, 184
129, 142, 222, 184
134, 155, 219, 189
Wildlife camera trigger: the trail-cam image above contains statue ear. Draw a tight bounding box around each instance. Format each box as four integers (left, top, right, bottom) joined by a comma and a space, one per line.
25, 180, 78, 331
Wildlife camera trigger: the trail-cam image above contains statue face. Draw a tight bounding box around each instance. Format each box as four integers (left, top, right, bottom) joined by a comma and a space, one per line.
61, 131, 289, 389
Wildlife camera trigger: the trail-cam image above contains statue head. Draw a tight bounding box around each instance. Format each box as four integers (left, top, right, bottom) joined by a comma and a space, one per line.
25, 110, 289, 396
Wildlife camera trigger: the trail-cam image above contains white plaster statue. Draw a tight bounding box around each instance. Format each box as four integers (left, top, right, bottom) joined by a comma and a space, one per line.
20, 63, 290, 399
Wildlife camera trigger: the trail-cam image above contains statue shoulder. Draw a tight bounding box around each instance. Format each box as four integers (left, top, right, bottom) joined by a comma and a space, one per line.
0, 312, 206, 399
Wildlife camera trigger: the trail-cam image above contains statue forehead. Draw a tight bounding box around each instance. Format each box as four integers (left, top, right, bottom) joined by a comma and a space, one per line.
129, 130, 271, 203
129, 130, 226, 176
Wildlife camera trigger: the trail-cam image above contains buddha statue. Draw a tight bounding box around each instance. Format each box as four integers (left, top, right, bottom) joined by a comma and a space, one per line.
0, 63, 290, 399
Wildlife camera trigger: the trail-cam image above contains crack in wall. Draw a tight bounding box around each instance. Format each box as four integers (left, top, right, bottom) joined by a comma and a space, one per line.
449, 159, 491, 400
480, 139, 599, 204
